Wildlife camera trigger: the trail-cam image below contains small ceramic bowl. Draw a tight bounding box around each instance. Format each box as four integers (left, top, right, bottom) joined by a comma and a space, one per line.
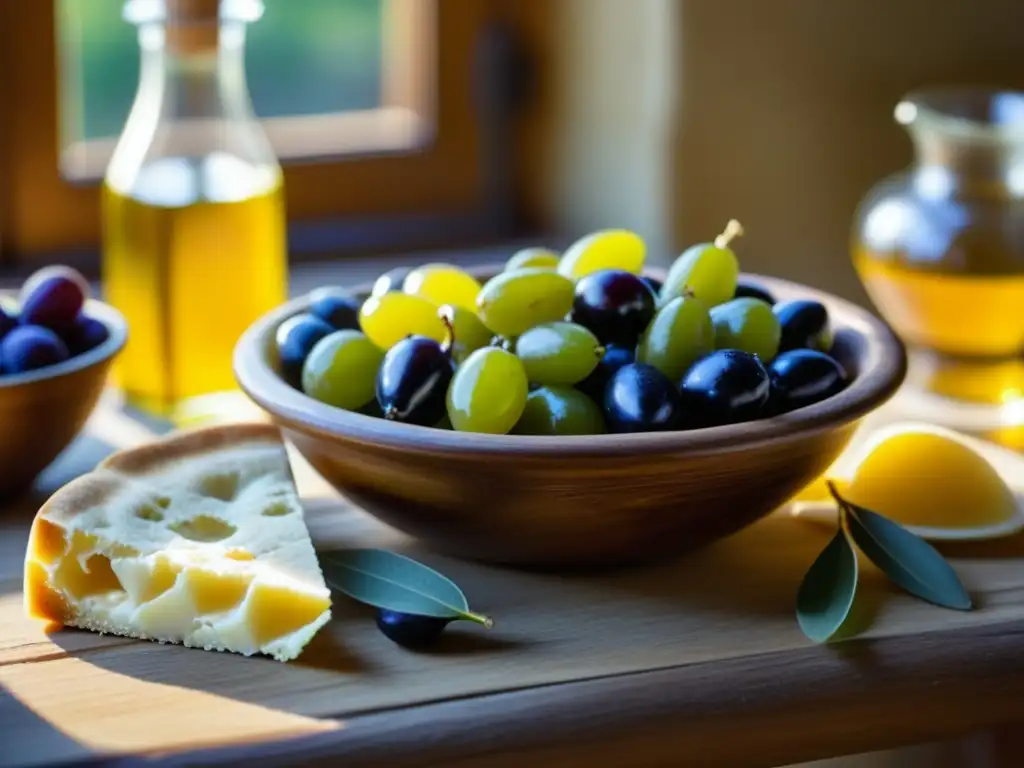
235, 270, 906, 567
0, 298, 128, 500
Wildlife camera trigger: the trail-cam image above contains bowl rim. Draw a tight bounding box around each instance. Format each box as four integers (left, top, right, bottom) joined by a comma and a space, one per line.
0, 296, 128, 389
234, 269, 907, 458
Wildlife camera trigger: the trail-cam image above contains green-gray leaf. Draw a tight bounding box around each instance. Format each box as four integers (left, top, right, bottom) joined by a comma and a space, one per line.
319, 549, 493, 626
796, 528, 859, 643
843, 500, 972, 611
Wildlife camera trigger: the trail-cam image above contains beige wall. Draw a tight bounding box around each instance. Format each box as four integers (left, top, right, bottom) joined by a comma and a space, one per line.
540, 0, 680, 261
538, 0, 1024, 304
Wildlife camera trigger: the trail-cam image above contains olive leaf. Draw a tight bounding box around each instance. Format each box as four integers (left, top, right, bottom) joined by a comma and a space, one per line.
827, 483, 972, 611
319, 548, 493, 627
796, 521, 859, 643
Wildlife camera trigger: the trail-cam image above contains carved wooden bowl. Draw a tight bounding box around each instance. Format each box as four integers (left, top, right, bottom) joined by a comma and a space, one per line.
0, 298, 127, 500
235, 269, 906, 567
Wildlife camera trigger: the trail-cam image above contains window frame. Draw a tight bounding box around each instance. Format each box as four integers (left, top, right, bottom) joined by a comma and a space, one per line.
0, 0, 502, 264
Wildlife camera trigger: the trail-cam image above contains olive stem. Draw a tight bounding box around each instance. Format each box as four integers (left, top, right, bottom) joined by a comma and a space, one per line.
437, 305, 457, 356
714, 219, 745, 249
459, 610, 494, 629
825, 479, 845, 507
595, 345, 607, 358
826, 480, 855, 535
383, 404, 398, 421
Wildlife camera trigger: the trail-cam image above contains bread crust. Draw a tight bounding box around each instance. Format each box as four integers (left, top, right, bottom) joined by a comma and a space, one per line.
100, 423, 284, 476
32, 424, 285, 528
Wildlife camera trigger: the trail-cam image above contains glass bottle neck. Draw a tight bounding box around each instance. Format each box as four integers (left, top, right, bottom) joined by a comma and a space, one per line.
106, 18, 279, 203
138, 21, 254, 123
910, 128, 1024, 199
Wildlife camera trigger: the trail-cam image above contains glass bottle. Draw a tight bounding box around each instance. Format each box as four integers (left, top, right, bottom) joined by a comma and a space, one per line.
852, 87, 1024, 445
102, 0, 287, 418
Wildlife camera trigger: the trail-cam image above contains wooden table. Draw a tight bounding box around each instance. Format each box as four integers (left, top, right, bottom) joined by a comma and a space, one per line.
3, 391, 1024, 768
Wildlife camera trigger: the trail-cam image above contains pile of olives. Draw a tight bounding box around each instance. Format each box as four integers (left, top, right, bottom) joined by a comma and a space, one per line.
276, 221, 850, 435
0, 266, 109, 377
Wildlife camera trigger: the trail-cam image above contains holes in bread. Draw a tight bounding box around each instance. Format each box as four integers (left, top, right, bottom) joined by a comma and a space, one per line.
54, 553, 125, 599
199, 471, 240, 502
25, 560, 69, 622
169, 515, 237, 543
261, 501, 292, 517
49, 531, 131, 600
135, 503, 165, 522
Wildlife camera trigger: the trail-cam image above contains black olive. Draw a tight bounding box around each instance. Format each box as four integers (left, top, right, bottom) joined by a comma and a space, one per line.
376, 608, 451, 649
604, 363, 681, 433
571, 269, 657, 346
309, 287, 361, 331
576, 344, 635, 403
376, 335, 455, 426
678, 349, 771, 427
768, 349, 848, 413
774, 299, 831, 353
275, 313, 334, 388
734, 278, 776, 305
641, 275, 663, 296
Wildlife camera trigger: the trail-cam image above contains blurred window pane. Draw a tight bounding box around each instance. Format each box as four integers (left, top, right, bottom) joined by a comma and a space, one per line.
57, 0, 404, 174
1, 0, 490, 259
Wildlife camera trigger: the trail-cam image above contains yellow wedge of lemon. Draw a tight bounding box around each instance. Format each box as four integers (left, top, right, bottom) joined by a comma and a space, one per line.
789, 422, 1024, 542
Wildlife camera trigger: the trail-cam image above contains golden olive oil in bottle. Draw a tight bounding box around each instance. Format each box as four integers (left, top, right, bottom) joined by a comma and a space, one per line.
103, 0, 287, 417
102, 157, 286, 414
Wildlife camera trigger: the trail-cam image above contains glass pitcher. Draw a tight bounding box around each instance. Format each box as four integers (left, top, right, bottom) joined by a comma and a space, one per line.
852, 87, 1024, 443
102, 0, 287, 418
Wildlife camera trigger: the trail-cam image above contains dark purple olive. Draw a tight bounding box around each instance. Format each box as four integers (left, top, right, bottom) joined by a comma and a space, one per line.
376, 608, 451, 649
734, 279, 775, 305
0, 306, 16, 342
571, 269, 657, 346
275, 313, 334, 388
774, 299, 831, 353
576, 344, 635, 403
604, 363, 681, 433
19, 266, 90, 335
309, 287, 361, 331
679, 349, 770, 427
641, 275, 663, 296
64, 314, 109, 356
768, 349, 848, 413
376, 335, 455, 426
0, 325, 70, 374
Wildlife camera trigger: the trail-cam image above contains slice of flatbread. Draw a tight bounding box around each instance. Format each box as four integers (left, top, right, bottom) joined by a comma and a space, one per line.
23, 424, 331, 662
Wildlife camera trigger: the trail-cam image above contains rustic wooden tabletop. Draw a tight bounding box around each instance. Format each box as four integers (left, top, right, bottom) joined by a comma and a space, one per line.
2, 389, 1024, 768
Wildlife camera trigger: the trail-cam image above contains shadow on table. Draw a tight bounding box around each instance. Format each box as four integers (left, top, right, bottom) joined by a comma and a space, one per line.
0, 433, 121, 597
43, 572, 532, 721
936, 531, 1024, 560
1, 432, 119, 515
5, 398, 173, 525
1, 685, 98, 767
535, 512, 836, 616
520, 511, 895, 633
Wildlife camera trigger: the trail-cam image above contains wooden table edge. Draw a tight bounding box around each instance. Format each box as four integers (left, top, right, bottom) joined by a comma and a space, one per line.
49, 616, 1024, 768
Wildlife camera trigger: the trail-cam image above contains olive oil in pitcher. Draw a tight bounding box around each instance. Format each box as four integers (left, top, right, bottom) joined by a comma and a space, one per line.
852, 88, 1024, 446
